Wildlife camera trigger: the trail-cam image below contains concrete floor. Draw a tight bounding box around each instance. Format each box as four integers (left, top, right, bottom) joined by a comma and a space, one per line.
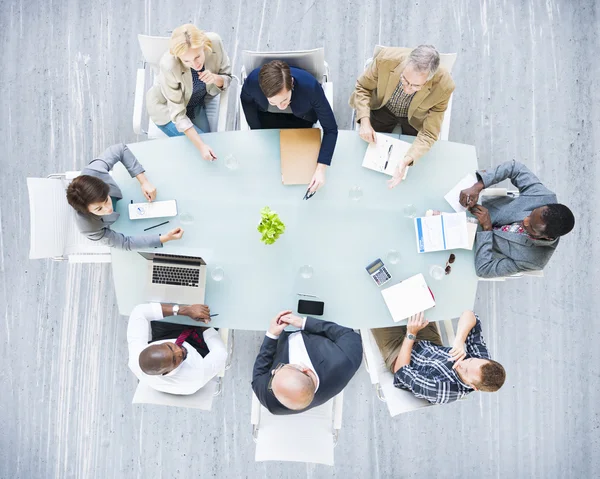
1, 0, 599, 478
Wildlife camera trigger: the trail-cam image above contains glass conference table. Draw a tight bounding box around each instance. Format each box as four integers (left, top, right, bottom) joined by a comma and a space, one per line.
111, 130, 479, 330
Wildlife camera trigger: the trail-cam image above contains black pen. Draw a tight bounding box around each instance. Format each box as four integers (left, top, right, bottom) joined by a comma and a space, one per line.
384, 144, 393, 171
209, 314, 219, 318
144, 220, 169, 231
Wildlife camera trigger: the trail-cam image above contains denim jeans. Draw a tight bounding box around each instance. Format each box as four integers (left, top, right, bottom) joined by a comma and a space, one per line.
156, 104, 210, 136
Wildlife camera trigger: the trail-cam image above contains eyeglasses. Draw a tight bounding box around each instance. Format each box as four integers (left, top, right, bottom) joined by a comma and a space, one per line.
400, 73, 425, 90
267, 363, 312, 395
444, 253, 456, 275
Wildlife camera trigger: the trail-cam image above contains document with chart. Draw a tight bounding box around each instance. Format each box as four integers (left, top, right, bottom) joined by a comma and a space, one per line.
414, 212, 470, 253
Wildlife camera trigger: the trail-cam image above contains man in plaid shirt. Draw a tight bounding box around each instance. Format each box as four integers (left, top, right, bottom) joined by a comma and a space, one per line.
371, 310, 505, 404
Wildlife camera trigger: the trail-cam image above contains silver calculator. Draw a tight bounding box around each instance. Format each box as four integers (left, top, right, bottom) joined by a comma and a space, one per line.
365, 258, 392, 286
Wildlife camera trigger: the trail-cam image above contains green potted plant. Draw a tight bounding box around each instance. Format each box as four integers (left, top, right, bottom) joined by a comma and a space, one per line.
257, 206, 285, 245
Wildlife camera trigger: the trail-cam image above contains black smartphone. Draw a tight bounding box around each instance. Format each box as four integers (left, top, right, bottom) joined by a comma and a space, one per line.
297, 299, 325, 316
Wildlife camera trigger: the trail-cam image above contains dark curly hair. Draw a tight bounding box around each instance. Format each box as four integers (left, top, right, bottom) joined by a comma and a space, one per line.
541, 204, 575, 238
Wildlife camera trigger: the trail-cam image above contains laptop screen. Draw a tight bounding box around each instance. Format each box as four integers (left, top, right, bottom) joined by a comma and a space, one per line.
138, 252, 205, 267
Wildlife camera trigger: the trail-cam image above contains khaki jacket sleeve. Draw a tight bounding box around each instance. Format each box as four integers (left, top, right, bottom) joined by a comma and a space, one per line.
349, 56, 380, 123
206, 33, 232, 96
159, 65, 194, 133
406, 85, 454, 163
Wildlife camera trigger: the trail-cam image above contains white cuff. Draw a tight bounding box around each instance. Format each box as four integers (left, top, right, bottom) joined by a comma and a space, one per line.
265, 332, 279, 340
301, 316, 307, 330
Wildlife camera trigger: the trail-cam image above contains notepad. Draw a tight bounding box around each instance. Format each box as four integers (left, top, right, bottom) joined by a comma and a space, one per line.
280, 128, 321, 185
362, 133, 412, 178
129, 200, 178, 220
414, 212, 470, 253
381, 273, 436, 323
444, 173, 478, 212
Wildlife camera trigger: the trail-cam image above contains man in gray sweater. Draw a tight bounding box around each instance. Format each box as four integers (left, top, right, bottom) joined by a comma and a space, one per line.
459, 160, 575, 278
66, 143, 183, 250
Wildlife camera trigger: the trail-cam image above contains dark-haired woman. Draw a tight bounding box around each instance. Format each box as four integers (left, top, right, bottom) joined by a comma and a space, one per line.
66, 143, 183, 250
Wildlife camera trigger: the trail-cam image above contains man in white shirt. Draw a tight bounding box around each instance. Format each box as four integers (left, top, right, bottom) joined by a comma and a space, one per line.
251, 310, 363, 415
127, 303, 227, 395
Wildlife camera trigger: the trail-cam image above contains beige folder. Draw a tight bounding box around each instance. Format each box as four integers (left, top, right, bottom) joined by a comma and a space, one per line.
280, 128, 321, 185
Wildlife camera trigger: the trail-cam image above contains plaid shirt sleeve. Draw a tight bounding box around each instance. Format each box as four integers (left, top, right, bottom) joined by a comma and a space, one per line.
465, 315, 491, 359
394, 366, 467, 404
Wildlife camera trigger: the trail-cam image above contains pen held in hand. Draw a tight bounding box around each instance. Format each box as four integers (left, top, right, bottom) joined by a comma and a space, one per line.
209, 314, 219, 318
144, 220, 169, 231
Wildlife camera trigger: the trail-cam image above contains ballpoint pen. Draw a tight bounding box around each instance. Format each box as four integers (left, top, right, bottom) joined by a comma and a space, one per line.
303, 188, 316, 200
297, 293, 318, 298
384, 144, 393, 171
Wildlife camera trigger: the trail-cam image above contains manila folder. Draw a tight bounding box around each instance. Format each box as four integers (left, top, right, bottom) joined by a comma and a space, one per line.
280, 128, 321, 185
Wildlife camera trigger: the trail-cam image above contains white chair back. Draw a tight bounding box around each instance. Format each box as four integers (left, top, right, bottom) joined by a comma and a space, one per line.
241, 47, 326, 82
137, 34, 170, 75
132, 379, 218, 410
252, 392, 342, 465
27, 176, 111, 260
360, 329, 431, 416
372, 45, 457, 72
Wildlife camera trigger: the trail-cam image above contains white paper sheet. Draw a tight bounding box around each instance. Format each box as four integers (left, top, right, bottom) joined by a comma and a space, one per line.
362, 133, 412, 177
381, 273, 436, 323
444, 173, 478, 212
414, 212, 469, 253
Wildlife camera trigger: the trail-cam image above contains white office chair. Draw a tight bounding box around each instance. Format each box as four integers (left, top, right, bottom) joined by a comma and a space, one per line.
250, 391, 343, 465
132, 328, 233, 410
27, 173, 111, 263
360, 319, 459, 416
478, 187, 544, 281
351, 45, 457, 141
237, 47, 333, 131
133, 34, 232, 138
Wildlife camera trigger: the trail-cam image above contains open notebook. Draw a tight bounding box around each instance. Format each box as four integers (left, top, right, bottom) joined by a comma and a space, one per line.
381, 273, 436, 323
362, 133, 411, 178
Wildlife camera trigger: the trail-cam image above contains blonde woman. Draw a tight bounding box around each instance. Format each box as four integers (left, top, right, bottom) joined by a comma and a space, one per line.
147, 25, 232, 161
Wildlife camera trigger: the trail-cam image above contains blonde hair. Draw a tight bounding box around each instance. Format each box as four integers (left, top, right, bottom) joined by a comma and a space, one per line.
169, 24, 212, 58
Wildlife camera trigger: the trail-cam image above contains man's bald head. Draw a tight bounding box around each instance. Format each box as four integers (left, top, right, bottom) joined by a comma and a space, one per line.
271, 365, 316, 410
139, 343, 185, 375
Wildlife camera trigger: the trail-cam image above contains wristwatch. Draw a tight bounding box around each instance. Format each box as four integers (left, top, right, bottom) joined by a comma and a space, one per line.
172, 304, 180, 316
406, 332, 417, 341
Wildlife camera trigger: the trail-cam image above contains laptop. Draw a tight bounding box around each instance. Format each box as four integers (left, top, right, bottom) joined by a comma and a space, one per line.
138, 252, 208, 305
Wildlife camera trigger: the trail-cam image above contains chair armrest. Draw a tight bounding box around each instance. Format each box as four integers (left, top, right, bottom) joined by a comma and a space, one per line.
251, 393, 261, 426
439, 92, 453, 141
322, 81, 334, 110
481, 187, 508, 197
359, 329, 381, 385
217, 75, 239, 132
442, 319, 456, 345
332, 392, 343, 430
133, 68, 146, 135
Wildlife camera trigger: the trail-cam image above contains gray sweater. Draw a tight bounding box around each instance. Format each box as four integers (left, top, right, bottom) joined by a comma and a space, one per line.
475, 160, 559, 278
75, 143, 162, 251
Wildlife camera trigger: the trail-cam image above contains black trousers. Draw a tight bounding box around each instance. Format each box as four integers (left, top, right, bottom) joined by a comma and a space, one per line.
257, 110, 314, 129
368, 106, 419, 136
150, 321, 210, 357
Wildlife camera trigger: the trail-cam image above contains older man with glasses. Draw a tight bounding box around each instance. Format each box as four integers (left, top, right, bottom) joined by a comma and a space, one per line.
349, 44, 455, 188
252, 310, 363, 415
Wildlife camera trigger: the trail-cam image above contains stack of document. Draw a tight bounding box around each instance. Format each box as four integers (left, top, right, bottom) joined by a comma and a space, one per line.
381, 273, 436, 323
362, 133, 412, 178
414, 212, 471, 253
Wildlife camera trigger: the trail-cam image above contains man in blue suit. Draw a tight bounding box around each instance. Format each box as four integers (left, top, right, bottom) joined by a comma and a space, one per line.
252, 310, 362, 415
240, 60, 338, 193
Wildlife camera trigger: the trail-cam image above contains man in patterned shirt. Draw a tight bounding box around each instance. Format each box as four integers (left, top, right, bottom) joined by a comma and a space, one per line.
459, 160, 575, 278
371, 311, 505, 404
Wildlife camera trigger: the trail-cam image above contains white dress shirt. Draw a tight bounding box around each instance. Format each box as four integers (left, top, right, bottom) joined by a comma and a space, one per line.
127, 303, 227, 395
266, 317, 320, 391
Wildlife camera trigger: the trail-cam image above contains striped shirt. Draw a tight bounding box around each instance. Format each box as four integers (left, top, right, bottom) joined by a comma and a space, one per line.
385, 81, 416, 118
394, 316, 490, 404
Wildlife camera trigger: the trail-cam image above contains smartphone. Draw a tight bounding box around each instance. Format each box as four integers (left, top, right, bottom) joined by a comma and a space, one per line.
297, 299, 325, 316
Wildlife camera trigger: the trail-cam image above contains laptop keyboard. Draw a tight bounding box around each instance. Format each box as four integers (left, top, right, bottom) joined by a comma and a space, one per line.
152, 265, 200, 287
